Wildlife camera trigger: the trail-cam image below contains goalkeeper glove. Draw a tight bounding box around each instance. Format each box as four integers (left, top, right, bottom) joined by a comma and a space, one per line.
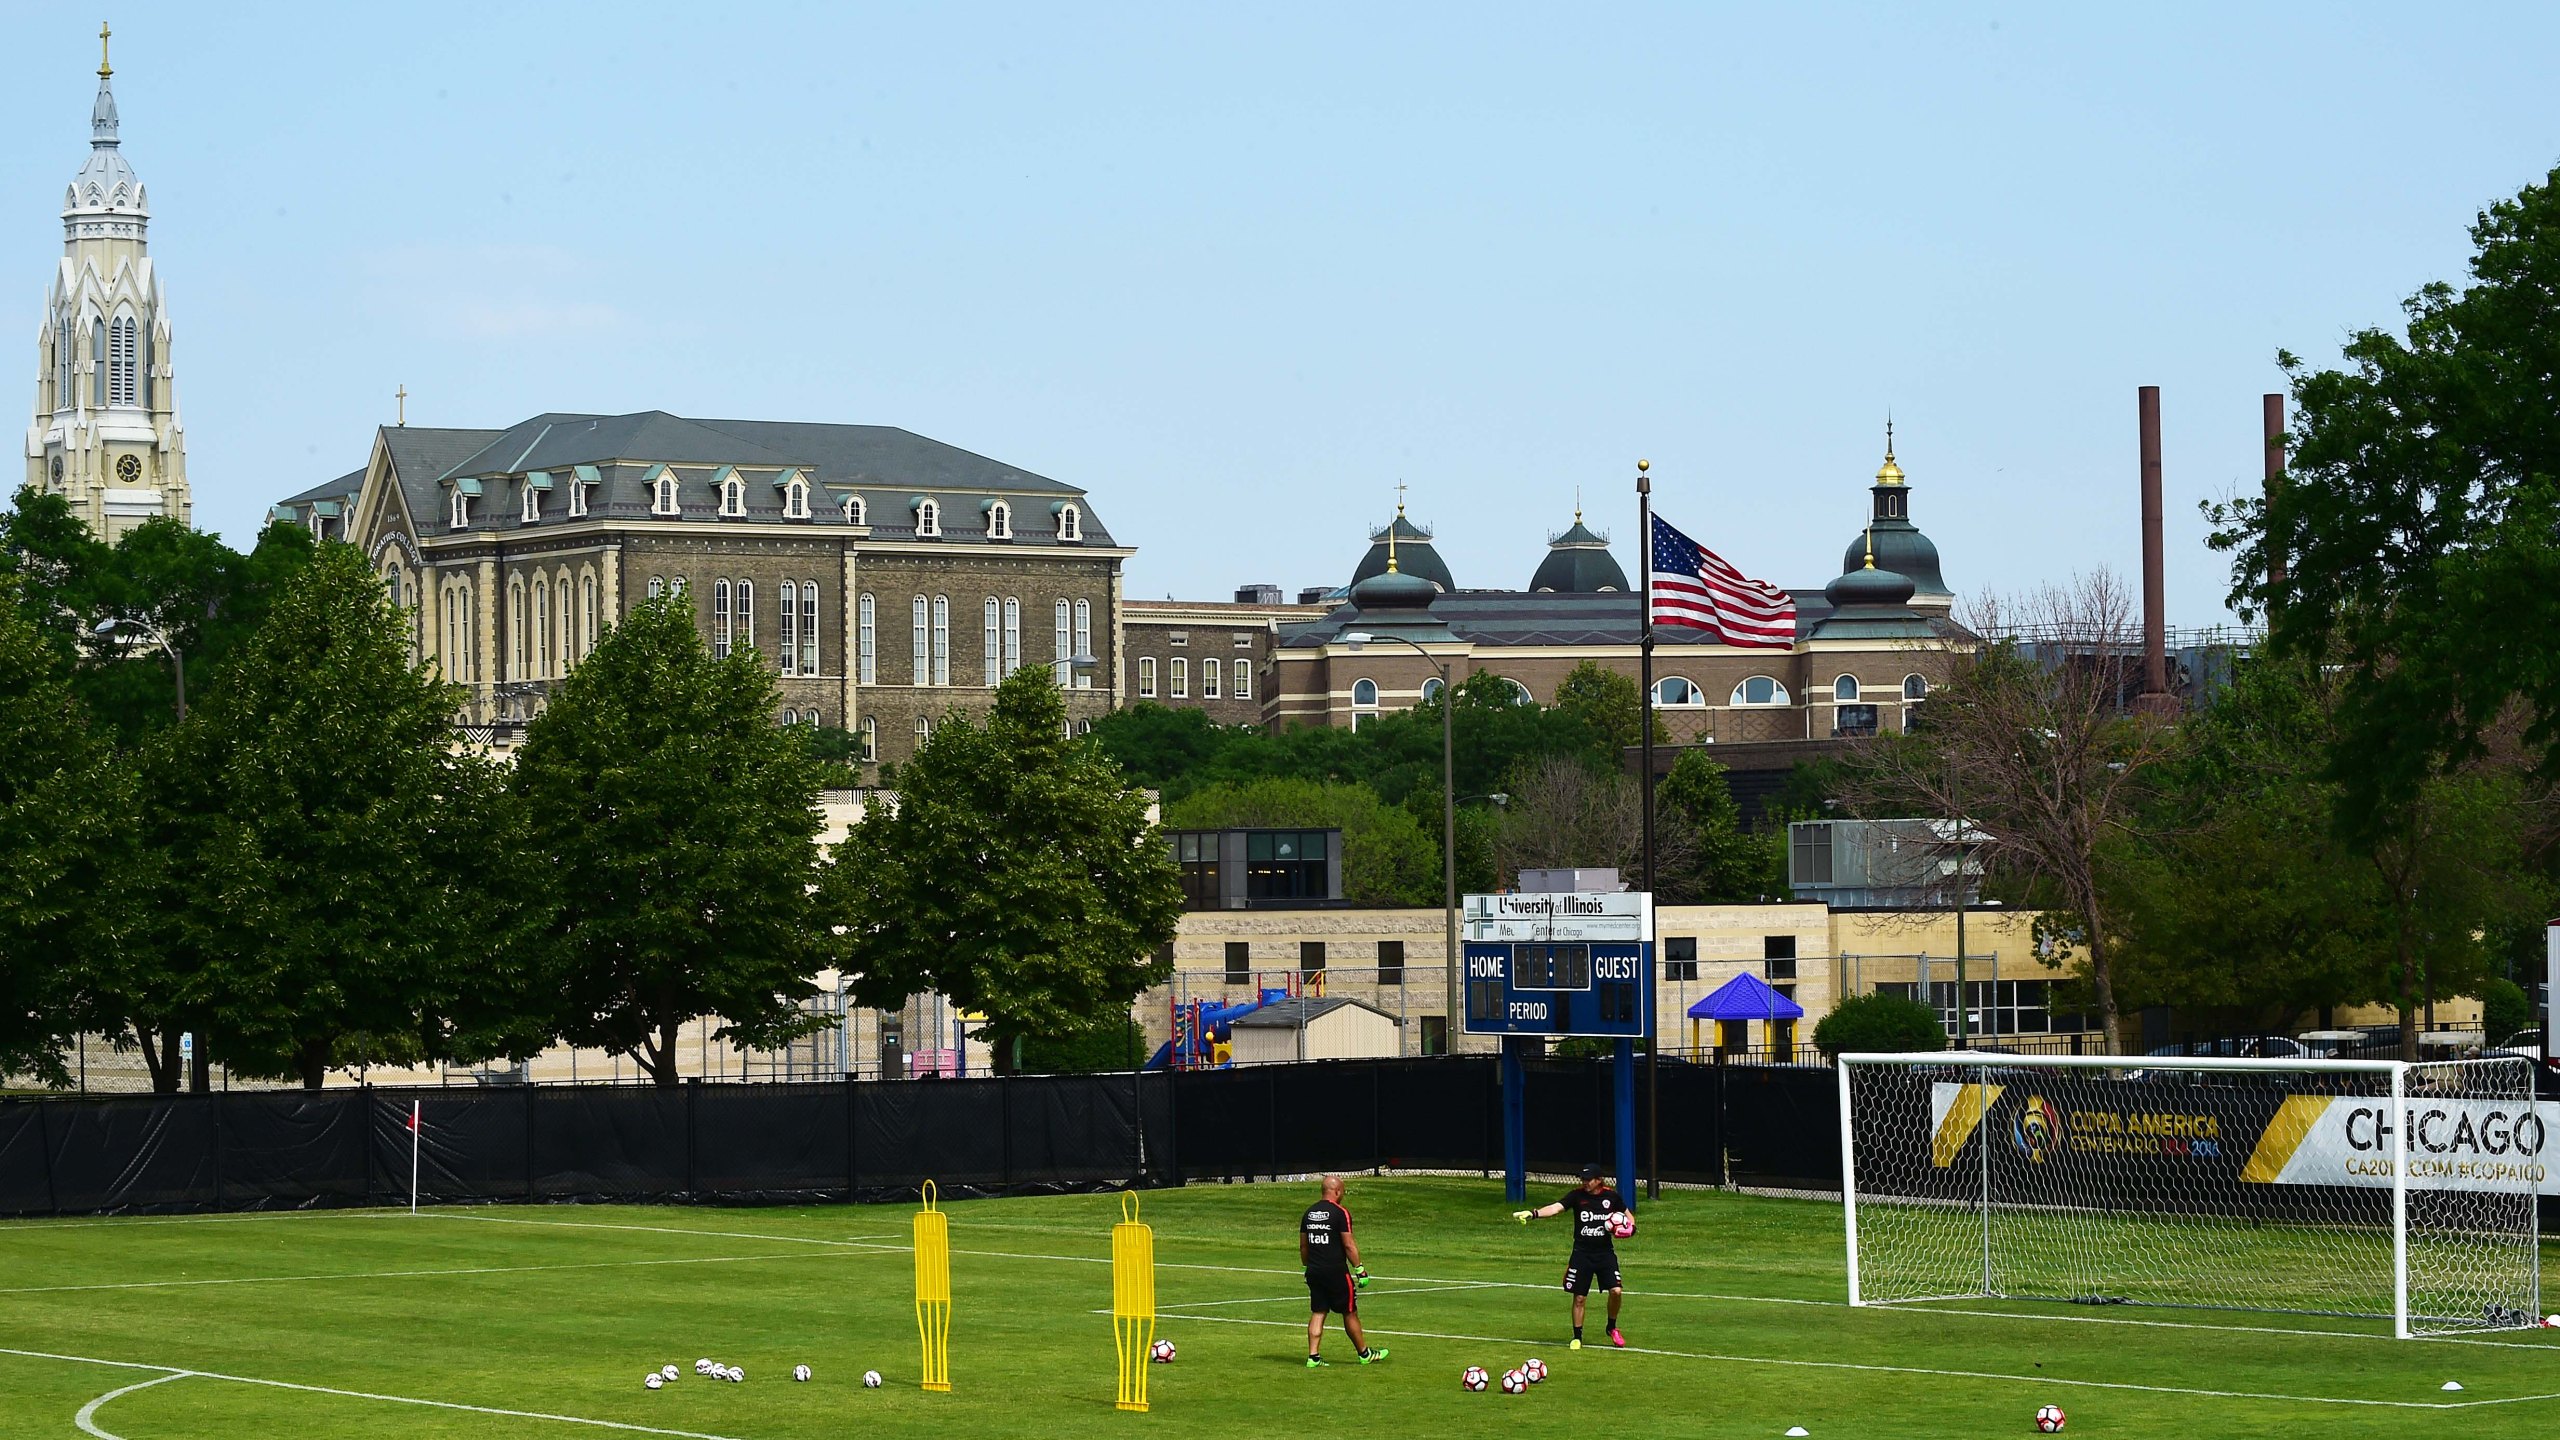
1352, 1265, 1371, 1290
1512, 1210, 1532, 1224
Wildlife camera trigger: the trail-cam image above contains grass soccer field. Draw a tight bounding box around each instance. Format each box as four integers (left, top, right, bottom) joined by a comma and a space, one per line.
1, 1177, 2553, 1439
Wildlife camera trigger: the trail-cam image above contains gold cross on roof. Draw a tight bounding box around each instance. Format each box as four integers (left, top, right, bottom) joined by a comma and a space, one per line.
98, 21, 112, 77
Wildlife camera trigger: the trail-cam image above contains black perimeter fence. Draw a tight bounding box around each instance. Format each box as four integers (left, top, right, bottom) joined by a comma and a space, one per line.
0, 1057, 1843, 1218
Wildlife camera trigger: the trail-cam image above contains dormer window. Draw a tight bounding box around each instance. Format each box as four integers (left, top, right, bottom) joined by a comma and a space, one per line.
843, 493, 867, 525
717, 469, 746, 518
1058, 503, 1083, 542
916, 498, 941, 538
567, 480, 587, 517
522, 485, 542, 523
449, 490, 471, 530
988, 501, 1011, 540
782, 475, 811, 519
649, 467, 679, 516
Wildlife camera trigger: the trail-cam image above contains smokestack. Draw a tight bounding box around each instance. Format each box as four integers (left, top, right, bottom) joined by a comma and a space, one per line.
2263, 393, 2286, 601
2138, 386, 2169, 706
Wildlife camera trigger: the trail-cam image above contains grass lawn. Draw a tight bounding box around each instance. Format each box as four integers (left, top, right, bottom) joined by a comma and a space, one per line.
0, 1176, 2551, 1438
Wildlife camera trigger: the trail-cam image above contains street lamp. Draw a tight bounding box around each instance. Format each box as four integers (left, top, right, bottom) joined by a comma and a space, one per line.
94, 615, 185, 721
1343, 629, 1458, 1055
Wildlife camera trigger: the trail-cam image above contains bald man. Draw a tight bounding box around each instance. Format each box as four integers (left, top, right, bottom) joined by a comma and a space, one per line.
1299, 1175, 1387, 1367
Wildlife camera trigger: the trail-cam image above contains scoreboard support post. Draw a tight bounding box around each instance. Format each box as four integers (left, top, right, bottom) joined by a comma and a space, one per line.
1501, 1038, 1530, 1203
1613, 1038, 1637, 1202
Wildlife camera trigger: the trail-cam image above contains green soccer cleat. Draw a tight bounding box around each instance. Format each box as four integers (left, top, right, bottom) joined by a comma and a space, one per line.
1359, 1348, 1390, 1364
1306, 1356, 1329, 1369
1568, 1337, 1582, 1351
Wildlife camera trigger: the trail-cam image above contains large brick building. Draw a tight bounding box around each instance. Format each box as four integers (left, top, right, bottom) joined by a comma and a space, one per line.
271, 411, 1128, 768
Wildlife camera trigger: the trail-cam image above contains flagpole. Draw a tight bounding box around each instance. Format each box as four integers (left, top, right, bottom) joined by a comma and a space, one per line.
1637, 458, 1660, 1203
410, 1099, 421, 1216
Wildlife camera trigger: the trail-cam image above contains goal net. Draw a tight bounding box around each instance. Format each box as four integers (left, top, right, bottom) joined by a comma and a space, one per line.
1839, 1053, 2541, 1336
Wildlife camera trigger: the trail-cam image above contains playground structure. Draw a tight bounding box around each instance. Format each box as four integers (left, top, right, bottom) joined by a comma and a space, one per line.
1151, 972, 1328, 1070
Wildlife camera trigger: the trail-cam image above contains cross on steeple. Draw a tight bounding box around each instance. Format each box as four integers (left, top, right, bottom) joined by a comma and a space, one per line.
98, 21, 111, 78
395, 383, 406, 427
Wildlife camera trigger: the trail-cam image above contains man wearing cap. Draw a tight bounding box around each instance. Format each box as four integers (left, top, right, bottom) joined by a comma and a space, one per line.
1513, 1164, 1628, 1349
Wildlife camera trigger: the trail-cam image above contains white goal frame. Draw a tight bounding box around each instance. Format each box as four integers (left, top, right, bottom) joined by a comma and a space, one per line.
1838, 1051, 2542, 1339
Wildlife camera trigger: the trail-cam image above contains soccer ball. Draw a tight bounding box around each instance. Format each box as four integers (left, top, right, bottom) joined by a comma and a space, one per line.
724, 1366, 743, 1383
1501, 1368, 1529, 1394
1462, 1365, 1490, 1392
644, 1373, 663, 1390
694, 1359, 713, 1375
863, 1370, 883, 1389
1607, 1209, 1637, 1240
2035, 1403, 2067, 1432
1151, 1339, 1177, 1364
1523, 1357, 1548, 1383
792, 1364, 812, 1382
659, 1365, 678, 1381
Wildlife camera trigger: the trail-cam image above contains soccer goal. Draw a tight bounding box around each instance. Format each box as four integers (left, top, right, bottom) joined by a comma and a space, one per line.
1837, 1052, 2542, 1337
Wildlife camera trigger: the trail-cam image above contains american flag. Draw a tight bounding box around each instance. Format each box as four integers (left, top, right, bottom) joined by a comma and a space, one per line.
1649, 513, 1797, 649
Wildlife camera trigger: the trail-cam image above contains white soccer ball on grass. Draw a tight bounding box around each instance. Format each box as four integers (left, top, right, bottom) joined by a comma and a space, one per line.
1461, 1365, 1489, 1391
660, 1365, 678, 1381
1522, 1357, 1547, 1383
792, 1364, 811, 1382
2035, 1403, 2067, 1432
694, 1359, 713, 1375
863, 1369, 884, 1388
1500, 1368, 1528, 1394
644, 1373, 663, 1390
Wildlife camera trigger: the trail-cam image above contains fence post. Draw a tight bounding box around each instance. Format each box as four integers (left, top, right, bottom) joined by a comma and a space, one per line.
999, 1075, 1014, 1190
210, 1087, 224, 1213
845, 1071, 859, 1203
1167, 1066, 1182, 1187
35, 1099, 60, 1216
683, 1077, 699, 1200
525, 1083, 539, 1202
361, 1085, 377, 1207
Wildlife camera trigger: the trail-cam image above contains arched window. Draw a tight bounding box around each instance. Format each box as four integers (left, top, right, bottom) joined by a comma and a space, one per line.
1139, 656, 1157, 698
858, 593, 877, 684
719, 473, 746, 517
1352, 678, 1379, 708
1833, 675, 1860, 702
1903, 673, 1929, 701
844, 494, 867, 525
672, 575, 688, 596
783, 476, 810, 519
917, 498, 941, 537
1058, 503, 1083, 542
1502, 679, 1534, 706
1652, 677, 1702, 707
1418, 675, 1443, 704
90, 317, 104, 405
648, 576, 666, 600
712, 580, 733, 658
567, 474, 588, 517
735, 581, 754, 656
651, 471, 679, 515
1202, 656, 1221, 698
384, 566, 402, 609
1731, 676, 1790, 707
803, 709, 820, 727
860, 716, 878, 762
1171, 657, 1190, 698
1076, 718, 1093, 736
983, 598, 1002, 686
53, 319, 71, 409
800, 582, 820, 677
1054, 600, 1072, 679
1002, 597, 1021, 677
911, 596, 929, 683
916, 715, 932, 740
1235, 659, 1253, 700
449, 489, 471, 530
507, 579, 527, 678
1072, 600, 1092, 688
108, 314, 136, 406
988, 501, 1011, 540
534, 582, 550, 677
931, 595, 950, 685
522, 482, 542, 524
582, 575, 598, 651
781, 578, 800, 676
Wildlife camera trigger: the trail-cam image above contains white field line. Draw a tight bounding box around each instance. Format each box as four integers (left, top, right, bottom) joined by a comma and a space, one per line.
7, 1346, 748, 1440
6, 1208, 413, 1232
73, 1370, 189, 1439
422, 1210, 898, 1249
0, 1248, 865, 1297
1135, 1281, 1500, 1311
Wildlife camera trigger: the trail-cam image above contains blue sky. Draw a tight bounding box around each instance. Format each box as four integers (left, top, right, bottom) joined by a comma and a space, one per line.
10, 3, 2556, 624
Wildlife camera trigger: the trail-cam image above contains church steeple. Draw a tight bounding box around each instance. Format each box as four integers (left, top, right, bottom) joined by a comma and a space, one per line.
29, 23, 188, 538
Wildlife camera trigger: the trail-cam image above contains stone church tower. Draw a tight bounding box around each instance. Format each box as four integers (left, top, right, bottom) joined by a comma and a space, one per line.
26, 25, 188, 539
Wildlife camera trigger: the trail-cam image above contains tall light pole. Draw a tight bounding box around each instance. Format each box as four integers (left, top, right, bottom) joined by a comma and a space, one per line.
95, 615, 184, 721
1343, 630, 1456, 1054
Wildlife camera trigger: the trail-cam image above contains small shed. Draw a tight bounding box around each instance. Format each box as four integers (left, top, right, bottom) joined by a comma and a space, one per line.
1686, 972, 1807, 1061
1229, 996, 1403, 1066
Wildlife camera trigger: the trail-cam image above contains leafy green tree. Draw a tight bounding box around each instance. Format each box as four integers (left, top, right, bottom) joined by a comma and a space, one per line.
153, 544, 521, 1088
0, 487, 111, 666
1016, 1017, 1148, 1074
1812, 992, 1945, 1058
2481, 978, 2532, 1046
1167, 776, 1441, 906
1551, 660, 1662, 754
0, 576, 135, 1086
515, 593, 836, 1088
80, 518, 315, 741
836, 666, 1183, 1071
2209, 164, 2560, 834
1656, 749, 1783, 903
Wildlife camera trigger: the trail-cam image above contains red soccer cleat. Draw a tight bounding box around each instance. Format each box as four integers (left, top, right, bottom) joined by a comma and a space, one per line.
1608, 1328, 1626, 1348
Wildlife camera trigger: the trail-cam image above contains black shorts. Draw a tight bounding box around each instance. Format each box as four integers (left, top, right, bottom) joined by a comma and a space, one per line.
1562, 1250, 1621, 1296
1307, 1270, 1356, 1315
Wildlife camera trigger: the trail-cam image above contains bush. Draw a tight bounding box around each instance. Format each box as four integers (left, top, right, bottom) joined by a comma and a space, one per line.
1813, 992, 1946, 1059
2479, 977, 2533, 1046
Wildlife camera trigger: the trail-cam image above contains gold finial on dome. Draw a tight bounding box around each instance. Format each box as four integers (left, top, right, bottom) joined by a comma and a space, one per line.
1875, 417, 1905, 487
1386, 481, 1402, 574
98, 20, 112, 77
1863, 527, 1877, 570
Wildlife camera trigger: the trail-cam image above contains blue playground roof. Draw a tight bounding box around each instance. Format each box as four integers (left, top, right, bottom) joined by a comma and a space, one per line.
1686, 971, 1805, 1022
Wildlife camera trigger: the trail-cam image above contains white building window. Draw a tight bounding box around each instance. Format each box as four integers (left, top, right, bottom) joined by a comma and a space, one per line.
988, 501, 1011, 540
1502, 678, 1534, 705
508, 579, 527, 678
651, 471, 679, 515
931, 595, 950, 685
1834, 675, 1861, 702
1903, 673, 1929, 701
917, 498, 941, 537
736, 581, 754, 656
1002, 597, 1021, 677
800, 581, 819, 677
108, 314, 136, 406
556, 579, 571, 671
719, 473, 746, 517
859, 593, 877, 684
780, 578, 800, 675
1059, 503, 1082, 541
1419, 675, 1442, 704
534, 581, 550, 677
844, 493, 866, 525
1139, 656, 1157, 698
916, 715, 932, 740
522, 483, 542, 523
783, 476, 810, 519
1202, 657, 1220, 698
1171, 657, 1189, 699
582, 575, 598, 651
1054, 600, 1072, 682
713, 580, 733, 659
449, 490, 470, 530
911, 596, 929, 684
983, 598, 1002, 686
1351, 678, 1378, 708
860, 716, 878, 761
1073, 599, 1092, 689
648, 576, 665, 600
568, 477, 588, 517
1731, 675, 1790, 706
1234, 659, 1252, 700
1652, 676, 1703, 707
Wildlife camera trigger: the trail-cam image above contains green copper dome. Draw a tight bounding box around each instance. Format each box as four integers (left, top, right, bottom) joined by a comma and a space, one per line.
1529, 518, 1628, 593
1351, 513, 1454, 592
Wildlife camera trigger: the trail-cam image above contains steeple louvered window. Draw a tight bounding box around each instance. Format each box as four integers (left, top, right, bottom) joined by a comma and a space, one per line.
108, 315, 136, 406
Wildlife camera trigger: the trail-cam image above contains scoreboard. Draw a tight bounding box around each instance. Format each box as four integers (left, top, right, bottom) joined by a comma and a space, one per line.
1459, 891, 1653, 1039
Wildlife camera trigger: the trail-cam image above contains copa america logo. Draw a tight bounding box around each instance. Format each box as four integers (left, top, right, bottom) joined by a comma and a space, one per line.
2012, 1094, 2063, 1163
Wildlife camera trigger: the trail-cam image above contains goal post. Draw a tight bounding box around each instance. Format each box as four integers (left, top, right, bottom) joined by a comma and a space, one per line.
1838, 1051, 2542, 1337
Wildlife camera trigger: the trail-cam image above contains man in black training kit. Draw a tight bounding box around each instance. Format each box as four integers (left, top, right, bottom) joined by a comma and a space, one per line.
1299, 1174, 1387, 1368
1514, 1163, 1627, 1349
